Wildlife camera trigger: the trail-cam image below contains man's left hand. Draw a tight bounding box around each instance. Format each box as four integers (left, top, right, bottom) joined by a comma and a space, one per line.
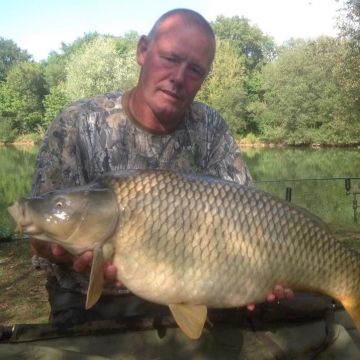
246, 284, 295, 311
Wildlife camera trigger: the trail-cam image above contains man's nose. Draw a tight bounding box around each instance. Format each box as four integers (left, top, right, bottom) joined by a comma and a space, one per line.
170, 65, 186, 85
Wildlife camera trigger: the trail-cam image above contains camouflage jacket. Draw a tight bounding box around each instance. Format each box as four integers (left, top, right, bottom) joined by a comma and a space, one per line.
32, 90, 254, 295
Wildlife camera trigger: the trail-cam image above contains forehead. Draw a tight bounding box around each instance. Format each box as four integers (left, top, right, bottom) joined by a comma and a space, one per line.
152, 16, 215, 68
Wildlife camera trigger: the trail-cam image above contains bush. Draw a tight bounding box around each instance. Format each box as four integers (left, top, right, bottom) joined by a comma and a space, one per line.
0, 117, 17, 142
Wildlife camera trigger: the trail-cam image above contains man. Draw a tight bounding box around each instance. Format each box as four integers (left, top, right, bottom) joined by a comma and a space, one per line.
30, 8, 292, 325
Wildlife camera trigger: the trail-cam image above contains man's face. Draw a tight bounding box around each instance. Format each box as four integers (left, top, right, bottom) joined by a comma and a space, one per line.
136, 18, 215, 123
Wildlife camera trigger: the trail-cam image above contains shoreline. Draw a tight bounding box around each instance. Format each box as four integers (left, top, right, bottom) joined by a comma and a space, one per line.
1, 140, 360, 149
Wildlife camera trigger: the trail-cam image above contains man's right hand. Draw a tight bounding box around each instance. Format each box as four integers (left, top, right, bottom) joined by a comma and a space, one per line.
30, 237, 74, 264
30, 238, 121, 285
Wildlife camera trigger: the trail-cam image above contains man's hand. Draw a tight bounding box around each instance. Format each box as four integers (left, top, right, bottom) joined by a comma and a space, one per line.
246, 284, 295, 311
30, 238, 74, 263
73, 251, 121, 286
30, 238, 122, 286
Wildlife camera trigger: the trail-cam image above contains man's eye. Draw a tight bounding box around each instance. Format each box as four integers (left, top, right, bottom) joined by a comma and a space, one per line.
189, 66, 204, 79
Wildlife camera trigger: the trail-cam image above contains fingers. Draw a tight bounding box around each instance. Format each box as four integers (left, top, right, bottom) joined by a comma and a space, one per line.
104, 264, 122, 287
284, 288, 294, 300
73, 251, 93, 273
267, 284, 295, 302
30, 237, 55, 258
30, 239, 74, 263
31, 239, 121, 286
104, 264, 117, 282
271, 284, 285, 300
73, 252, 122, 287
247, 284, 295, 311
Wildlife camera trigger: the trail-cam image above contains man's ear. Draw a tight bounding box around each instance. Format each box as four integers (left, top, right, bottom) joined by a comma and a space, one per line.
137, 35, 150, 66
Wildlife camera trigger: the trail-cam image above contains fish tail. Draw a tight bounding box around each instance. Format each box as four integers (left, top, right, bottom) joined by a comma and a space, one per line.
342, 298, 360, 331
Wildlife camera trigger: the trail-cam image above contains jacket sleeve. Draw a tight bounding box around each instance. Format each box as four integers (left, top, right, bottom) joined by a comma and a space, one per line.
201, 105, 254, 187
31, 103, 88, 196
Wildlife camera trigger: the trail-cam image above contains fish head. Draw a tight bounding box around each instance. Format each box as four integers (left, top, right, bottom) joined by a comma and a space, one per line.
7, 185, 119, 254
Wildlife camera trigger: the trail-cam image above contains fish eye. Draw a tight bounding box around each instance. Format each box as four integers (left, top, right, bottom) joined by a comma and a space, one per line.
53, 197, 66, 208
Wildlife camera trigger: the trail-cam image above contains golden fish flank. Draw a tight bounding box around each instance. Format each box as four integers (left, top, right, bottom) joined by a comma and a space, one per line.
7, 169, 360, 339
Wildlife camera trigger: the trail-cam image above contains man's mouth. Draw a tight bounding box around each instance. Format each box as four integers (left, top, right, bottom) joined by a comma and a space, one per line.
162, 90, 181, 100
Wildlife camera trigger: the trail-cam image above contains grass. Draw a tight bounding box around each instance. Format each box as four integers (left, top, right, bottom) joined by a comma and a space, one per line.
1, 229, 360, 327
0, 238, 49, 326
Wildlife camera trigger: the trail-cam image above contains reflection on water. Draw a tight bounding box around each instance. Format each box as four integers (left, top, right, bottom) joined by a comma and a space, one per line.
242, 146, 360, 230
241, 146, 360, 180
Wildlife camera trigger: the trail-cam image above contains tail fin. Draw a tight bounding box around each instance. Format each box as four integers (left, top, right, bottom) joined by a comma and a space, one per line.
342, 298, 360, 331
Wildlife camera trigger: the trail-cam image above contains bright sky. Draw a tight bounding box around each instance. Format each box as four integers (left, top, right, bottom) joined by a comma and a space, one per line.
0, 0, 345, 62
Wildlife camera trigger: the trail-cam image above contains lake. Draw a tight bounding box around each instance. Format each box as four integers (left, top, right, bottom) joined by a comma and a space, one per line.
1, 145, 360, 237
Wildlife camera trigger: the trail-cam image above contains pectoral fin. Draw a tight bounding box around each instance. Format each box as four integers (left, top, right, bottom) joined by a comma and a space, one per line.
169, 303, 207, 339
86, 243, 115, 309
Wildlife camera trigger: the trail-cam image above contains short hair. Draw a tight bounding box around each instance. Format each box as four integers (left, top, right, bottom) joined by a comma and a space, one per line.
148, 8, 215, 42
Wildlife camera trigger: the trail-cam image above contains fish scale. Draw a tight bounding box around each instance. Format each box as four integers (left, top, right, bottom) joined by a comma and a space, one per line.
7, 169, 360, 339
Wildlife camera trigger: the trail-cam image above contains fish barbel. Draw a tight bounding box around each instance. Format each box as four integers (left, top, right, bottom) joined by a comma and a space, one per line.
7, 169, 360, 339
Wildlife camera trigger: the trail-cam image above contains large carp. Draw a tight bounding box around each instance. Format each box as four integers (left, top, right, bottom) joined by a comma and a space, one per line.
7, 170, 360, 339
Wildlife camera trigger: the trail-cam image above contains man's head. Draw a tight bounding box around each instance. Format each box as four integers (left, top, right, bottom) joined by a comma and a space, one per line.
147, 8, 215, 52
131, 9, 216, 132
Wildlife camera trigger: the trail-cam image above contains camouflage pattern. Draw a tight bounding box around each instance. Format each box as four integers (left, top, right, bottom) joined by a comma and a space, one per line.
31, 90, 253, 296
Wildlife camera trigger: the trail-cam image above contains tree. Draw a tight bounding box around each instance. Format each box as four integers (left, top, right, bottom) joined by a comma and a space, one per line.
252, 36, 357, 145
337, 0, 360, 46
41, 32, 140, 125
60, 32, 103, 59
336, 0, 360, 110
211, 15, 276, 73
41, 51, 67, 90
0, 38, 32, 83
196, 38, 248, 135
210, 15, 276, 136
43, 83, 69, 125
0, 62, 47, 133
65, 36, 139, 100
115, 31, 140, 56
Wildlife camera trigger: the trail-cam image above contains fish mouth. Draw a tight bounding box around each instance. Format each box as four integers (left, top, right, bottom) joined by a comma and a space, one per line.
7, 201, 39, 235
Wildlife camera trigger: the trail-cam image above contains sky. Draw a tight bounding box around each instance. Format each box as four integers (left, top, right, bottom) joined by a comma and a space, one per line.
0, 0, 346, 62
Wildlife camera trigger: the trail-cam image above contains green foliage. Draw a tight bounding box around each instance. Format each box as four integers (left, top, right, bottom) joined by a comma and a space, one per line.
41, 32, 107, 95
251, 36, 359, 145
196, 39, 248, 135
211, 15, 276, 73
0, 37, 32, 83
65, 37, 139, 100
337, 0, 360, 45
0, 62, 47, 134
0, 117, 16, 142
43, 84, 69, 125
115, 31, 140, 56
0, 83, 25, 118
336, 0, 360, 112
41, 51, 67, 90
0, 15, 359, 146
210, 16, 276, 136
60, 32, 103, 58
